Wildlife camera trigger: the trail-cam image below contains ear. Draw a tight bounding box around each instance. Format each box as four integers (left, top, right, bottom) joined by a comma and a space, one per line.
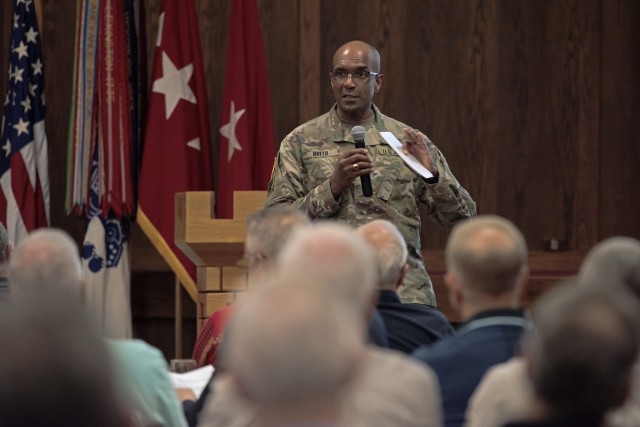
611, 376, 634, 410
513, 266, 529, 303
6, 241, 14, 261
369, 290, 379, 312
374, 73, 384, 93
342, 344, 366, 391
394, 263, 410, 290
444, 272, 463, 311
229, 373, 253, 402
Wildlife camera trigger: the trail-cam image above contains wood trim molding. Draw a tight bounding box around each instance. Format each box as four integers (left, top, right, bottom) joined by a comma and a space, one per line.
426, 250, 584, 323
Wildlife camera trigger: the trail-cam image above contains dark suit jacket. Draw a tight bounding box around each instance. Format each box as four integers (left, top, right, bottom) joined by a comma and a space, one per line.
412, 309, 530, 427
503, 415, 603, 427
368, 308, 389, 348
377, 290, 455, 354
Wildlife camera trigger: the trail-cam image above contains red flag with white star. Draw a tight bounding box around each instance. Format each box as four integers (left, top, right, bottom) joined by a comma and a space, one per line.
216, 0, 276, 218
138, 0, 212, 292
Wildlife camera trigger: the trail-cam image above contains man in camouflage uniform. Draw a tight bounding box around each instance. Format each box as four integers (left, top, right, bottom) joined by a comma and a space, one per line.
265, 40, 476, 305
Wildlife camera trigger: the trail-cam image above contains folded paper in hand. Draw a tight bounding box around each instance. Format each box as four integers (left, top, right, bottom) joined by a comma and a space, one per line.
169, 365, 214, 399
380, 132, 434, 179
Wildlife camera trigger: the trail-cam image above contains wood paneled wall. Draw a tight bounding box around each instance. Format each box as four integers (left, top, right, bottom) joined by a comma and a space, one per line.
600, 0, 640, 239
1, 0, 639, 354
2, 0, 638, 250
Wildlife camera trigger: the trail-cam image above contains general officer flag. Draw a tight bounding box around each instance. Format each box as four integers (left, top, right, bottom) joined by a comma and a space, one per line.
216, 0, 276, 219
138, 0, 213, 298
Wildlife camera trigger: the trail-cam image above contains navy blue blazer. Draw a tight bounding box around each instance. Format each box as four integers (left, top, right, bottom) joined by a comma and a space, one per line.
376, 290, 455, 354
412, 309, 530, 427
368, 308, 390, 348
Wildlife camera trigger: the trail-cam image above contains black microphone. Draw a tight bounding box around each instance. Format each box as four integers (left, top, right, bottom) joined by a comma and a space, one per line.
351, 126, 373, 197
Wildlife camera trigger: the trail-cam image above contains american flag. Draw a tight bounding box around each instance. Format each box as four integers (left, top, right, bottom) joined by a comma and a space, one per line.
0, 0, 50, 244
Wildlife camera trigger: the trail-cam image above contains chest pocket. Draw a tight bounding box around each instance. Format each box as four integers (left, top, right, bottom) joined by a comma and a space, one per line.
375, 146, 417, 203
302, 148, 340, 188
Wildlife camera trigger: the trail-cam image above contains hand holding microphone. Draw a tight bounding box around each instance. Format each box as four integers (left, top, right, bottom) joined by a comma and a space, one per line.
328, 127, 374, 198
351, 126, 373, 197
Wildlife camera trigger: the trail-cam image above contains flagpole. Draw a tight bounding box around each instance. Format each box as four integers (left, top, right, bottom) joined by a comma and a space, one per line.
35, 0, 43, 35
175, 276, 183, 359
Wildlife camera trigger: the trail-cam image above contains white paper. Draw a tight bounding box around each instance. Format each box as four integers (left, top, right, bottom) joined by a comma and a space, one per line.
380, 132, 434, 179
169, 365, 214, 398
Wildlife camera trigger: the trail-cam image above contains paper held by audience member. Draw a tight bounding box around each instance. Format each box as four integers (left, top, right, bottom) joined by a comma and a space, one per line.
169, 365, 214, 399
380, 132, 434, 179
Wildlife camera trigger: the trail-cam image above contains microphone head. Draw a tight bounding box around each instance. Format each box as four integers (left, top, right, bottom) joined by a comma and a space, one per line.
351, 126, 366, 141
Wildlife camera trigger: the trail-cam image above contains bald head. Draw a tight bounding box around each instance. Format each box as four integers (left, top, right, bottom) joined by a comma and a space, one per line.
227, 282, 363, 408
333, 40, 381, 73
277, 222, 376, 319
9, 228, 83, 299
357, 220, 408, 290
446, 215, 528, 296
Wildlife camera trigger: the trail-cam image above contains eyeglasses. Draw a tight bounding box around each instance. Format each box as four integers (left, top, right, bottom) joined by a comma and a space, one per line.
330, 69, 379, 84
243, 251, 267, 270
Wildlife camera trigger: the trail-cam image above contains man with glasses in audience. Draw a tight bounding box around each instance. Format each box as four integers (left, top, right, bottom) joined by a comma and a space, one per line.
266, 40, 475, 306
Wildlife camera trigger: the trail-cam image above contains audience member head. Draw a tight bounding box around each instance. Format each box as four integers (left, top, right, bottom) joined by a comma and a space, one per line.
523, 282, 640, 423
0, 293, 125, 426
356, 219, 408, 291
0, 222, 13, 272
244, 206, 309, 280
9, 228, 83, 300
0, 223, 12, 300
276, 221, 376, 324
444, 215, 528, 316
578, 236, 640, 298
227, 282, 363, 426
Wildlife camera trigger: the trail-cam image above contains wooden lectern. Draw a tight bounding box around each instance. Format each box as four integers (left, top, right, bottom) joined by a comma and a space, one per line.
175, 191, 266, 331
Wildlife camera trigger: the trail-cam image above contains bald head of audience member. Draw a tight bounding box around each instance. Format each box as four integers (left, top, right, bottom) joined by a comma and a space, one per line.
9, 228, 83, 300
0, 292, 125, 426
0, 222, 13, 274
276, 222, 376, 325
356, 219, 409, 291
227, 283, 363, 426
244, 206, 309, 282
523, 283, 640, 423
444, 215, 528, 318
578, 236, 640, 298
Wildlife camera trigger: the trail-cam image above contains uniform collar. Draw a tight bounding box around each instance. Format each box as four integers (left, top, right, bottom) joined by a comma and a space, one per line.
328, 103, 389, 143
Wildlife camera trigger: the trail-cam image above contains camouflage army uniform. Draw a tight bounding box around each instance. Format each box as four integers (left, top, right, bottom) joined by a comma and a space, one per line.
265, 104, 476, 305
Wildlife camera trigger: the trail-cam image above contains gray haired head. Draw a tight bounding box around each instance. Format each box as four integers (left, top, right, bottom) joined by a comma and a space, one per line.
9, 228, 83, 300
578, 236, 640, 298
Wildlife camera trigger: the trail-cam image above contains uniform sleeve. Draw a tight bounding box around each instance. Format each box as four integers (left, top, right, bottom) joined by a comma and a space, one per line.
418, 144, 477, 229
264, 134, 342, 219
